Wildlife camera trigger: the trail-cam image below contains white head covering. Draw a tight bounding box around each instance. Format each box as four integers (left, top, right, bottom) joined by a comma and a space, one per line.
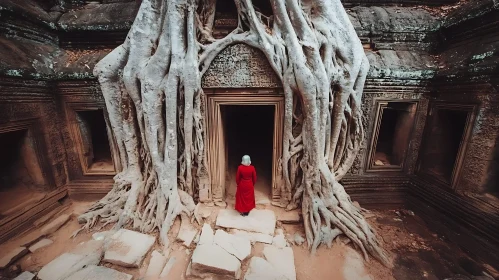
241, 155, 251, 166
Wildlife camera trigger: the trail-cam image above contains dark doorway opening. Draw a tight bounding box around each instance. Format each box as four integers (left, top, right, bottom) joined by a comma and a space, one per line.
76, 109, 114, 172
0, 129, 47, 218
421, 109, 468, 183
222, 105, 274, 203
373, 102, 417, 167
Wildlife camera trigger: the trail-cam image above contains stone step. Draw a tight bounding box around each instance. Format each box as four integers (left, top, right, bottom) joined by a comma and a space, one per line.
216, 209, 276, 235
40, 214, 71, 235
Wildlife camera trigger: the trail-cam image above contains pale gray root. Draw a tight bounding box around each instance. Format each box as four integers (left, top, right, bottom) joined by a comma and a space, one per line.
77, 0, 390, 267
77, 0, 204, 247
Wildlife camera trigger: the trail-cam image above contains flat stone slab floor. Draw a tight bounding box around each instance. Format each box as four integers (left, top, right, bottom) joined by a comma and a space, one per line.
191, 244, 241, 279
65, 265, 132, 280
37, 252, 102, 280
13, 271, 36, 280
213, 229, 251, 261
263, 245, 296, 280
103, 229, 156, 268
244, 257, 288, 280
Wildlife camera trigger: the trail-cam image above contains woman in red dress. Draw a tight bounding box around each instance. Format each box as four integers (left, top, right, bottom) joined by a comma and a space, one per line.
235, 155, 256, 216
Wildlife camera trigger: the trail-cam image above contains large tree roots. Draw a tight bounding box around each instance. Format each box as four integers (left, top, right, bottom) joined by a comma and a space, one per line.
78, 0, 391, 267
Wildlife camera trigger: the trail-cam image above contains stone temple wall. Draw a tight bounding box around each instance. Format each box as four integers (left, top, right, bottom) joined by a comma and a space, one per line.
0, 0, 498, 267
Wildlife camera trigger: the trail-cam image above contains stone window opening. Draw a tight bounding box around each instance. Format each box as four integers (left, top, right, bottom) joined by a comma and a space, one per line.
75, 109, 115, 174
418, 104, 475, 188
367, 101, 418, 171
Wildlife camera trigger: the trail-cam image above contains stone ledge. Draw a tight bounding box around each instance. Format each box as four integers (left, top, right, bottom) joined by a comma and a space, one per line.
0, 188, 67, 243
57, 2, 140, 31
67, 179, 114, 198
443, 0, 499, 28
409, 177, 499, 268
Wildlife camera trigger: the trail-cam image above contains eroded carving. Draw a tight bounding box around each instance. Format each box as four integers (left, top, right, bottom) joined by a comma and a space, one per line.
201, 44, 281, 88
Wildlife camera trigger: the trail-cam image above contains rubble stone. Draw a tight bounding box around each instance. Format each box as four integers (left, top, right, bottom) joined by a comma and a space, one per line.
294, 233, 305, 246
65, 265, 132, 280
214, 230, 251, 261
216, 209, 276, 235
29, 239, 53, 253
277, 211, 301, 224
198, 223, 214, 245
37, 252, 101, 280
40, 214, 70, 235
199, 204, 213, 218
145, 250, 167, 279
272, 229, 287, 249
244, 257, 287, 280
160, 256, 176, 278
13, 271, 35, 280
0, 247, 28, 269
191, 244, 241, 278
263, 245, 296, 280
103, 229, 155, 268
176, 217, 198, 247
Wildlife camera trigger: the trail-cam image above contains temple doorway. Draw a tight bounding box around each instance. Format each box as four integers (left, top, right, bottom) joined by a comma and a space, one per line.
0, 128, 48, 219
222, 105, 274, 203
205, 93, 284, 204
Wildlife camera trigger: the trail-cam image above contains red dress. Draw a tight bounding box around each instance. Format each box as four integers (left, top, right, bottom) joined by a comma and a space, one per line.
235, 164, 256, 213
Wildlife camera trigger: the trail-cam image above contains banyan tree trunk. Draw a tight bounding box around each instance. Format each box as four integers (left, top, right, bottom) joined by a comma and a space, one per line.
78, 0, 390, 266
